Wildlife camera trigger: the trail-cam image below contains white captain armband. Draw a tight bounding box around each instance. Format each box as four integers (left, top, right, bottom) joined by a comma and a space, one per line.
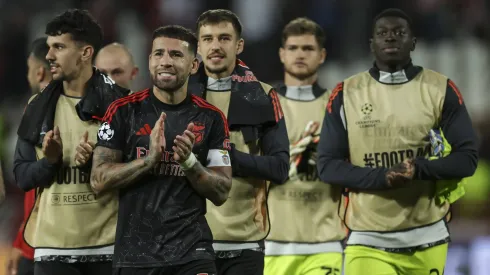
207, 149, 231, 167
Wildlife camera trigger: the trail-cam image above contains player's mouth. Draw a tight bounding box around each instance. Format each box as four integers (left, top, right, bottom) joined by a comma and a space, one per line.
49, 63, 59, 73
157, 71, 176, 80
382, 47, 400, 53
294, 61, 307, 67
208, 54, 225, 62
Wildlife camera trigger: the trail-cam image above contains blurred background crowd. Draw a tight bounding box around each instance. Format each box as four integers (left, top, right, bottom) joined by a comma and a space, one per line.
0, 0, 489, 274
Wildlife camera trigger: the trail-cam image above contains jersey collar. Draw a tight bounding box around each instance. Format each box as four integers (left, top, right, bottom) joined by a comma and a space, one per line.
369, 60, 423, 84
275, 81, 327, 100
206, 76, 232, 91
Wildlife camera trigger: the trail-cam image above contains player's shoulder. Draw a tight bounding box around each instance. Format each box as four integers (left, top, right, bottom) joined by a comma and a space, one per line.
27, 82, 52, 104
417, 68, 449, 87
102, 89, 151, 122
110, 88, 150, 108
190, 95, 226, 119
343, 70, 371, 88
259, 81, 274, 95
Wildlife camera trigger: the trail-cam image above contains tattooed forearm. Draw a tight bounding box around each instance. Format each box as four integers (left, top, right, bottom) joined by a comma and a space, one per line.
184, 161, 232, 206
90, 146, 153, 194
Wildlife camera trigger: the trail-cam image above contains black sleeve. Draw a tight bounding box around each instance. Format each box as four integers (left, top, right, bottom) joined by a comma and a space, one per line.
95, 103, 127, 150
316, 83, 390, 190
414, 79, 478, 180
207, 111, 230, 151
230, 90, 289, 184
13, 138, 60, 192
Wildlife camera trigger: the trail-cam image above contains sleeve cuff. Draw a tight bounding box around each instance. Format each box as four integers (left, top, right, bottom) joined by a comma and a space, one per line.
39, 157, 61, 170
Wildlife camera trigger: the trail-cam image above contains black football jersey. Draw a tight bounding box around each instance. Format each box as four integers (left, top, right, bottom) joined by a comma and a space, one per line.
96, 88, 230, 267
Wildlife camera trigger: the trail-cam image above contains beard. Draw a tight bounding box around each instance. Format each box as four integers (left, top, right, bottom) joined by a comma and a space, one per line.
152, 73, 187, 92
284, 65, 317, 81
204, 64, 228, 76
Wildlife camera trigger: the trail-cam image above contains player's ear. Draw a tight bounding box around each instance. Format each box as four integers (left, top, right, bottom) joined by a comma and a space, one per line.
411, 37, 417, 51
369, 38, 374, 53
190, 57, 199, 75
236, 38, 244, 55
36, 66, 45, 82
81, 45, 94, 62
320, 48, 327, 64
131, 66, 139, 80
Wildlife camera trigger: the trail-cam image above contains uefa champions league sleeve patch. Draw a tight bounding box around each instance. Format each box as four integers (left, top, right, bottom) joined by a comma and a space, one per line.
98, 122, 115, 141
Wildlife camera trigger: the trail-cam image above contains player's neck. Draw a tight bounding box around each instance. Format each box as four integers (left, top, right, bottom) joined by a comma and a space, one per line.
376, 59, 410, 73
205, 64, 235, 80
153, 86, 187, 105
63, 65, 93, 98
284, 72, 317, 87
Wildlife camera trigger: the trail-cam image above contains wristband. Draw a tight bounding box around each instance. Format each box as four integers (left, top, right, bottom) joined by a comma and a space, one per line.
180, 153, 197, 170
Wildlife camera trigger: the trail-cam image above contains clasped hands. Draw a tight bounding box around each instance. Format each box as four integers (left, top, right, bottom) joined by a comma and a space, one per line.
146, 112, 196, 167
385, 158, 415, 187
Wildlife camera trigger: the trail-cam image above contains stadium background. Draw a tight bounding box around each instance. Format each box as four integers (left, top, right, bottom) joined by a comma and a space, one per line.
0, 0, 489, 274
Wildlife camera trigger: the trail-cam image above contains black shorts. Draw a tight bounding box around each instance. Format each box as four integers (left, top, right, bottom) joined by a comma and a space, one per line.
215, 249, 264, 275
113, 259, 216, 275
34, 261, 112, 275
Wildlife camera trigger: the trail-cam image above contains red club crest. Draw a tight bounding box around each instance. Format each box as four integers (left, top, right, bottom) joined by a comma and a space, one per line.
192, 122, 205, 144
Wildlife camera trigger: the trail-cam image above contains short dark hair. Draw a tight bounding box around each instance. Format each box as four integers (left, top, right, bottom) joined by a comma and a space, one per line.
152, 25, 198, 56
45, 9, 103, 58
30, 37, 50, 68
282, 17, 326, 47
196, 9, 243, 37
373, 8, 413, 34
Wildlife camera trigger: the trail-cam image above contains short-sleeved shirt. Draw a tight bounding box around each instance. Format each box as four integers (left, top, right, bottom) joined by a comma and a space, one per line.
96, 88, 231, 268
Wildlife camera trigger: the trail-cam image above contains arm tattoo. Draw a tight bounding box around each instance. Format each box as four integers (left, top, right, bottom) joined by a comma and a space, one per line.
184, 161, 232, 206
90, 147, 152, 194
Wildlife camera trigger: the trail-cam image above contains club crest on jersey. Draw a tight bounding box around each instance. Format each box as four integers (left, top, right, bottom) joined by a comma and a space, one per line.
222, 154, 230, 165
98, 122, 114, 141
192, 122, 205, 144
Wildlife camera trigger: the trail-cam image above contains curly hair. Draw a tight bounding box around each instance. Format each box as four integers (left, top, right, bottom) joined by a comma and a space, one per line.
45, 9, 103, 58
